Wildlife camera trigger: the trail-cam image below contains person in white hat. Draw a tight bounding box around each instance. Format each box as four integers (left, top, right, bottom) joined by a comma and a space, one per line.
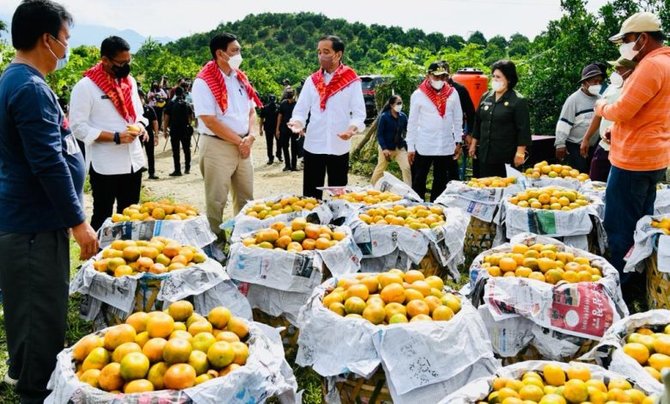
594, 11, 670, 304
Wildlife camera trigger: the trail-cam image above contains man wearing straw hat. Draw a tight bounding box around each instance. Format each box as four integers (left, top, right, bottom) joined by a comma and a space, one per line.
594, 12, 670, 300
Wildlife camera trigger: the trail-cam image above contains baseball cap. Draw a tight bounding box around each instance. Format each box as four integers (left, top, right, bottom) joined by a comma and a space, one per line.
609, 12, 662, 42
428, 62, 449, 76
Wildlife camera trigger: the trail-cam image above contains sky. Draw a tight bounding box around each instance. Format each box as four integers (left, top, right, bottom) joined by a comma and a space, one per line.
1, 0, 611, 41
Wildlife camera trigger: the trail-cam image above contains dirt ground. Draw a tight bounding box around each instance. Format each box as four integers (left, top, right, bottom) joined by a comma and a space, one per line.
134, 132, 370, 218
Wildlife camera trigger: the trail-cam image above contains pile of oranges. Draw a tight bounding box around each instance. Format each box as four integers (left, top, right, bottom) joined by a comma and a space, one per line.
93, 237, 207, 278
73, 301, 250, 393
111, 200, 199, 222
241, 217, 346, 252
243, 196, 320, 219
321, 270, 462, 325
333, 189, 403, 205
358, 204, 446, 230
480, 243, 603, 284
622, 324, 670, 382
651, 217, 670, 235
466, 176, 517, 188
485, 363, 656, 404
508, 187, 590, 211
524, 161, 590, 181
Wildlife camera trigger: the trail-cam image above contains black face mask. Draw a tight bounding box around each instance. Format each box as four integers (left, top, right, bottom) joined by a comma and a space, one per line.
112, 63, 131, 79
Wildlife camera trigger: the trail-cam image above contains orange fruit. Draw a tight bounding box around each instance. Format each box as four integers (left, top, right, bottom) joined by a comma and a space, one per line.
219, 363, 242, 377
432, 305, 454, 321
147, 312, 175, 338
346, 284, 370, 301
207, 341, 235, 369
230, 341, 249, 365
648, 353, 670, 371
652, 334, 670, 355
163, 337, 193, 364
362, 305, 386, 325
423, 296, 442, 313
404, 288, 424, 302
135, 331, 150, 348
410, 314, 432, 322
543, 363, 566, 386
424, 276, 444, 291
126, 312, 150, 333
98, 362, 124, 392
380, 283, 405, 304
384, 302, 407, 322
170, 330, 193, 342
408, 280, 431, 297
344, 296, 366, 315
79, 369, 101, 387
216, 331, 240, 343
168, 301, 194, 322
499, 257, 517, 272
378, 273, 403, 288
72, 335, 104, 362
207, 306, 232, 329
104, 324, 137, 351
623, 342, 650, 365
404, 270, 425, 283
188, 350, 209, 375
142, 337, 168, 363
315, 238, 331, 250
406, 300, 430, 318
124, 379, 155, 393
191, 332, 217, 353
120, 352, 150, 380
147, 362, 168, 390
188, 320, 213, 337
112, 342, 142, 363
226, 317, 249, 339
82, 346, 110, 372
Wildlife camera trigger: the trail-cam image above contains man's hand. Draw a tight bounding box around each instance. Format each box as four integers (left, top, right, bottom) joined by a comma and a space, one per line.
287, 121, 304, 134
275, 131, 280, 140
239, 136, 252, 159
555, 146, 568, 161
603, 127, 612, 144
119, 130, 138, 144
453, 144, 462, 160
71, 221, 99, 260
337, 129, 356, 140
153, 135, 159, 146
464, 134, 473, 147
579, 140, 590, 158
513, 153, 525, 167
382, 149, 392, 161
594, 99, 606, 116
408, 151, 416, 165
468, 143, 477, 158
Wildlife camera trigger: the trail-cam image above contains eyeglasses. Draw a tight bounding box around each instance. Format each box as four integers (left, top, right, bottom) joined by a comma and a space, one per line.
109, 57, 131, 67
49, 35, 68, 49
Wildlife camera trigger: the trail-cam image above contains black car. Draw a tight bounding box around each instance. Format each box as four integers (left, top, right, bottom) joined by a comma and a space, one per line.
360, 75, 392, 123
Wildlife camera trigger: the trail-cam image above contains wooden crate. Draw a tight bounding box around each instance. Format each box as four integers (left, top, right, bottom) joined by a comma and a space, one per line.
98, 277, 164, 326
646, 253, 670, 309
251, 309, 300, 357
464, 216, 497, 259
325, 368, 392, 404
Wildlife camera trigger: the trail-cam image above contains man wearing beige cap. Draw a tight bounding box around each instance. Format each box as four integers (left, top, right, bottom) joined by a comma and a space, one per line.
594, 11, 670, 302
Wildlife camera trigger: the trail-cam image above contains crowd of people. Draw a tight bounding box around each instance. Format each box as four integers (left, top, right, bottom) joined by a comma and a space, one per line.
0, 0, 668, 402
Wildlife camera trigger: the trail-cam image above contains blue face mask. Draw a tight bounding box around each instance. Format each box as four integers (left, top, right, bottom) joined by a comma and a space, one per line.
49, 35, 69, 71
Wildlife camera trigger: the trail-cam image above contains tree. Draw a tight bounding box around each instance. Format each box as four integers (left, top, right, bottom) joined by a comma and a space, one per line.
488, 35, 509, 50
508, 33, 531, 57
445, 35, 465, 50
467, 31, 488, 47
0, 19, 6, 32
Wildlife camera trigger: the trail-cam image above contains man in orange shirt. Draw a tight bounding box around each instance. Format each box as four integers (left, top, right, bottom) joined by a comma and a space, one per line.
595, 12, 670, 301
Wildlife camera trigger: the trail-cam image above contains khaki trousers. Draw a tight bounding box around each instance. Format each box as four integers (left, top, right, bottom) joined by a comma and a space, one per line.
370, 147, 412, 186
199, 135, 253, 236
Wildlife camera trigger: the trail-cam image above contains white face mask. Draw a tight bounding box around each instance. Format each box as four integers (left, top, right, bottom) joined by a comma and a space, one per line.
227, 54, 243, 70
587, 84, 602, 96
610, 72, 624, 87
491, 79, 504, 92
430, 79, 445, 90
618, 35, 643, 61
393, 104, 402, 113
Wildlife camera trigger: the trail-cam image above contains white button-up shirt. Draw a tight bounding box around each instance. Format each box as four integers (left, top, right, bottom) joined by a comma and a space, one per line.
70, 75, 147, 175
406, 88, 464, 156
192, 69, 253, 137
290, 71, 366, 156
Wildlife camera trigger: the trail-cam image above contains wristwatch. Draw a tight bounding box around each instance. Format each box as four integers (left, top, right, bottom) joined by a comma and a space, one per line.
113, 132, 121, 144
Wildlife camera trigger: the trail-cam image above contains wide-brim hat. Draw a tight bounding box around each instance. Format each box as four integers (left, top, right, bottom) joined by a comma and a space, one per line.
609, 12, 662, 42
608, 56, 637, 69
579, 63, 604, 83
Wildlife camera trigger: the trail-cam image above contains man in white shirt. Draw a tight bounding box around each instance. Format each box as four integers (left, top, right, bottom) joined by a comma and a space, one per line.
192, 32, 261, 238
407, 61, 463, 202
288, 35, 366, 199
70, 36, 148, 230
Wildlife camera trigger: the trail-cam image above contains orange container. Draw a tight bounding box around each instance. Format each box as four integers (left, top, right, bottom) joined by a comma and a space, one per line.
452, 68, 489, 109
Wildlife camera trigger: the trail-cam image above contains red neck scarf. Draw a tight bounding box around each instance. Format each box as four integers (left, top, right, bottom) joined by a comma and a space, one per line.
418, 79, 455, 117
84, 63, 136, 123
311, 64, 359, 110
196, 61, 263, 113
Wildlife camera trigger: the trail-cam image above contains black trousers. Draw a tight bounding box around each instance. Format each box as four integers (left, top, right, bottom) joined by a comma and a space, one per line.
170, 130, 191, 173
479, 161, 507, 178
280, 131, 300, 169
0, 229, 69, 403
411, 153, 459, 202
90, 166, 142, 231
303, 150, 349, 199
264, 131, 276, 162
142, 131, 156, 176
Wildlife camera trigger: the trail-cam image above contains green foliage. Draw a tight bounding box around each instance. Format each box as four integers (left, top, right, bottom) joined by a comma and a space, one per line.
132, 38, 201, 89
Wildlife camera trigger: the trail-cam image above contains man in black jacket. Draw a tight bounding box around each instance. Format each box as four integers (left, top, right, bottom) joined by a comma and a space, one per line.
441, 61, 476, 178
163, 86, 194, 176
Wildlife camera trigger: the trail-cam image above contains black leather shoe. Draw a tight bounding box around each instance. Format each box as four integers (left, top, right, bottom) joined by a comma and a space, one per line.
169, 171, 182, 177
148, 175, 159, 179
